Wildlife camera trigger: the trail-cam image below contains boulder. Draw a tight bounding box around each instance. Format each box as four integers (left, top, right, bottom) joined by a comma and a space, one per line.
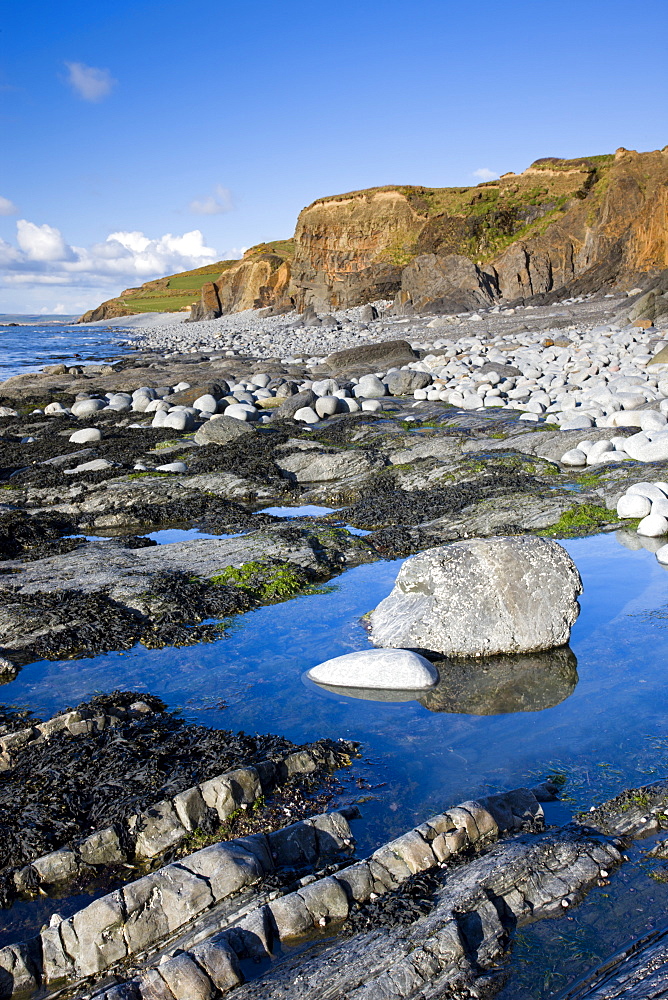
194, 415, 255, 446
275, 389, 318, 419
369, 536, 582, 657
308, 649, 438, 690
383, 370, 432, 396
353, 374, 387, 399
322, 340, 418, 376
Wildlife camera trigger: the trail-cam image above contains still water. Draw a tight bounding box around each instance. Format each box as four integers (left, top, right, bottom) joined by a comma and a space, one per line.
2, 531, 668, 993
3, 532, 668, 853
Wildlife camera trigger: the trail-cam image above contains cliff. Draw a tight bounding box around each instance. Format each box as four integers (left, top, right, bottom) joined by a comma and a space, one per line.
82, 145, 668, 322
189, 241, 294, 321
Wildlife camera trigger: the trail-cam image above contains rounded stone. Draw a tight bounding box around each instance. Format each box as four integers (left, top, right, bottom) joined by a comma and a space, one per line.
163, 411, 190, 432
617, 494, 651, 518
194, 414, 254, 445
225, 403, 258, 421
637, 513, 668, 537
294, 406, 320, 424
69, 428, 102, 444
361, 399, 383, 412
315, 396, 340, 419
193, 394, 218, 413
353, 375, 387, 399
308, 649, 438, 690
71, 399, 106, 418
561, 449, 587, 467
627, 482, 668, 501
369, 536, 582, 657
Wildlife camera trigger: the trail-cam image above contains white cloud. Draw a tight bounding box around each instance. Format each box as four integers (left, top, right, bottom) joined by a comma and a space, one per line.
0, 220, 219, 294
65, 61, 116, 102
17, 220, 76, 262
189, 185, 233, 215
473, 168, 498, 182
0, 196, 18, 216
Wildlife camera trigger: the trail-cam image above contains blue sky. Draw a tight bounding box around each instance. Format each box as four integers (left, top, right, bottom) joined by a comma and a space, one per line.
1, 0, 667, 314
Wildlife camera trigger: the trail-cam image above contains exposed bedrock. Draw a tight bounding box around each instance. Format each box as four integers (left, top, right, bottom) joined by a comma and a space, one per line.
370, 536, 582, 656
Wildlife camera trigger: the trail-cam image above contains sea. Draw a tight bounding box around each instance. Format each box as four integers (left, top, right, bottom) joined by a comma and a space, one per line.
0, 315, 131, 380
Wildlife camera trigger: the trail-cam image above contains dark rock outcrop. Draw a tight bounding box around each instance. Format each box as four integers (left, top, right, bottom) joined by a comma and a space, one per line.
397, 253, 499, 312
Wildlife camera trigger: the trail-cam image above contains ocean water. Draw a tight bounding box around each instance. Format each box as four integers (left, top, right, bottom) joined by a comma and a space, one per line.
0, 315, 130, 379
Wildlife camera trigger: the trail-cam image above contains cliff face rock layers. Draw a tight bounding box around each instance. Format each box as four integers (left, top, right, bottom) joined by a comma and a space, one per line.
190, 147, 667, 319
82, 147, 668, 322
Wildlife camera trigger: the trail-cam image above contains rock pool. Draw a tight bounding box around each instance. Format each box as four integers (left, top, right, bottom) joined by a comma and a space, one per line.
2, 531, 668, 996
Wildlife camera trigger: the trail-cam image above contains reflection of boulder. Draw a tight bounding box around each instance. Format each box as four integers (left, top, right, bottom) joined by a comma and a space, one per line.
418, 646, 578, 715
308, 681, 426, 703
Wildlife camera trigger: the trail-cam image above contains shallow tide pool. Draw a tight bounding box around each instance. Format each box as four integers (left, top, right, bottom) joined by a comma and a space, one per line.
3, 532, 668, 993
4, 532, 668, 852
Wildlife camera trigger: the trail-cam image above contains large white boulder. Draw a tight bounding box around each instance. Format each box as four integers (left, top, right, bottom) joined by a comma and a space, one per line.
308, 649, 437, 690
369, 536, 582, 657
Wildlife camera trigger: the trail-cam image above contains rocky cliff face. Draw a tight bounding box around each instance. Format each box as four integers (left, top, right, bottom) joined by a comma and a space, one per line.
490, 147, 668, 302
86, 146, 668, 323
189, 244, 293, 321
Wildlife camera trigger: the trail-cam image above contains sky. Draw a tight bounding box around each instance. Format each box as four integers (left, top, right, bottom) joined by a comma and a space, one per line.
1, 0, 667, 315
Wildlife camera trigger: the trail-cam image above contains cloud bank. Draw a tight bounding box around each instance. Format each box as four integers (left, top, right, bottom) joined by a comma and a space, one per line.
0, 221, 218, 292
65, 61, 117, 102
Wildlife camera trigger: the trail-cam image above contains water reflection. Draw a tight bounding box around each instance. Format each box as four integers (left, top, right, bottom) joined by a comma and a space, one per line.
309, 646, 578, 715
421, 647, 578, 715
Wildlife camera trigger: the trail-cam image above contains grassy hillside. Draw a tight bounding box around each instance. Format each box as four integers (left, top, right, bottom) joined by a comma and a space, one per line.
79, 260, 239, 321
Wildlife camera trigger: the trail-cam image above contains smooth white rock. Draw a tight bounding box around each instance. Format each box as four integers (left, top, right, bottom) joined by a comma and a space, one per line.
155, 462, 188, 473
71, 399, 106, 417
586, 440, 614, 463
656, 543, 668, 565
69, 428, 102, 444
617, 494, 651, 518
308, 649, 438, 690
627, 483, 668, 501
361, 399, 383, 412
637, 513, 668, 537
225, 403, 258, 421
640, 411, 668, 431
354, 375, 387, 398
560, 414, 594, 430
163, 411, 194, 432
294, 406, 320, 424
64, 459, 114, 474
561, 449, 588, 467
651, 498, 668, 518
192, 394, 218, 413
315, 396, 340, 419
